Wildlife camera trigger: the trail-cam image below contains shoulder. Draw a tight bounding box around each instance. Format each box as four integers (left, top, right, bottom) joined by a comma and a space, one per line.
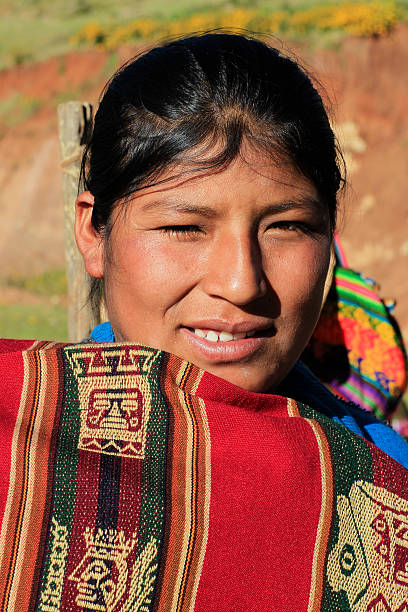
0, 338, 70, 359
280, 360, 408, 469
0, 338, 36, 354
0, 338, 72, 400
0, 339, 37, 392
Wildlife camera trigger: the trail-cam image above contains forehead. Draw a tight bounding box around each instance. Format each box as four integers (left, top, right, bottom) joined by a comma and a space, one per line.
125, 152, 322, 218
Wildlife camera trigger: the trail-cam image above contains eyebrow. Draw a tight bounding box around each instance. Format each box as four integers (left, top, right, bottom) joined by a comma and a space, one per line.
140, 196, 324, 218
141, 199, 218, 218
256, 198, 325, 217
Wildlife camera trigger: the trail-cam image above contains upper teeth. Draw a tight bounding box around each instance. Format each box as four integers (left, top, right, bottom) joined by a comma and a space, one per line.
192, 329, 256, 342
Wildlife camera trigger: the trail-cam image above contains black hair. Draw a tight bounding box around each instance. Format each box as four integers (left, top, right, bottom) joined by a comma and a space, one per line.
81, 32, 344, 237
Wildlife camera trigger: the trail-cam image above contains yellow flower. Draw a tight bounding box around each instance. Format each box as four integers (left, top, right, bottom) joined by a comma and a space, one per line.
217, 9, 256, 30
251, 12, 287, 34
71, 2, 402, 51
182, 13, 217, 32
288, 2, 398, 37
71, 21, 108, 46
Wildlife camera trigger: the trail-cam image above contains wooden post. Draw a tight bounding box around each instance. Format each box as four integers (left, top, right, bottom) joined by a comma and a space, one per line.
58, 101, 98, 342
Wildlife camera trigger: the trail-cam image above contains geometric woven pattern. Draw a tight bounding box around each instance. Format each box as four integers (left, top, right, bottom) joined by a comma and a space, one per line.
0, 340, 408, 610
0, 342, 210, 612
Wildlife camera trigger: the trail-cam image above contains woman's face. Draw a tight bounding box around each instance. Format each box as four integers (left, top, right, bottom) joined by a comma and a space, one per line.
77, 151, 332, 392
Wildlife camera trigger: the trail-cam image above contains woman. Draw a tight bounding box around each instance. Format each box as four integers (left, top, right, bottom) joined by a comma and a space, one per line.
1, 33, 408, 611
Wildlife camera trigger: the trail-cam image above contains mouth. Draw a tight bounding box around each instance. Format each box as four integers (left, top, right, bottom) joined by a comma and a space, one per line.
185, 327, 269, 342
180, 323, 275, 363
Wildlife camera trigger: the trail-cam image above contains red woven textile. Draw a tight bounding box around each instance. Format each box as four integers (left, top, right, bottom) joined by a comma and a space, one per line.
1, 340, 408, 611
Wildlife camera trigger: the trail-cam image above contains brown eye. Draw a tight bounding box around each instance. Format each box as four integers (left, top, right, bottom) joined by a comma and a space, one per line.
277, 222, 298, 231
269, 221, 304, 232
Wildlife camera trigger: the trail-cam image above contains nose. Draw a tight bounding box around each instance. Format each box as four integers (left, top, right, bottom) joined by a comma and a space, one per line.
201, 230, 267, 305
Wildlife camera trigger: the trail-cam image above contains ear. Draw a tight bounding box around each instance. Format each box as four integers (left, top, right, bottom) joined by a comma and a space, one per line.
74, 191, 105, 279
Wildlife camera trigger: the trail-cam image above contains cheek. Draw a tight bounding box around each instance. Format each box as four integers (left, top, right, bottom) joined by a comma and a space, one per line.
268, 241, 330, 317
108, 236, 199, 305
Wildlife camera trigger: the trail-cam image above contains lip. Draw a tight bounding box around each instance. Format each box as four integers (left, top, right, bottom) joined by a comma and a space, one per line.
182, 319, 274, 335
180, 325, 274, 363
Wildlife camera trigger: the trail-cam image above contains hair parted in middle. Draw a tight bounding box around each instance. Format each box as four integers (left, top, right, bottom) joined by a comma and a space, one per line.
81, 32, 344, 236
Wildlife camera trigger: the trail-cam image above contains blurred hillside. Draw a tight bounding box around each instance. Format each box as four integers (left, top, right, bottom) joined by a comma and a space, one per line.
0, 1, 407, 343
1, 0, 407, 69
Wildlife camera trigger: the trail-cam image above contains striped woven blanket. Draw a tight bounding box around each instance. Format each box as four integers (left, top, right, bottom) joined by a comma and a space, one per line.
1, 339, 408, 611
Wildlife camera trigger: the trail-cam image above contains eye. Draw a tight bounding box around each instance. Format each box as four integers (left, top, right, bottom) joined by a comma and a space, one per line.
268, 221, 309, 233
158, 225, 204, 240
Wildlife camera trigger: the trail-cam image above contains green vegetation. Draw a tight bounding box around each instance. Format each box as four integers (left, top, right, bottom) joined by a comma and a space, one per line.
72, 2, 404, 53
0, 14, 88, 69
0, 302, 68, 341
5, 268, 67, 296
0, 269, 68, 341
1, 0, 408, 69
0, 0, 222, 69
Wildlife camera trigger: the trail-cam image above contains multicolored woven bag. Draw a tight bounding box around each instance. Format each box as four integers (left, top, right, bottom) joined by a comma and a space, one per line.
302, 236, 407, 421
